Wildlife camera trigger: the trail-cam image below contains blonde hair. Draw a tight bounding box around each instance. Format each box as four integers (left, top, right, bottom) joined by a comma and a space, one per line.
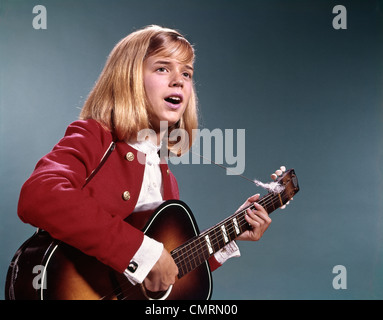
79, 25, 198, 154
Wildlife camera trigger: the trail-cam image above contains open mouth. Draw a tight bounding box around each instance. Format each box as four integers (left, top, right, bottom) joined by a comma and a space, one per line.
164, 95, 183, 105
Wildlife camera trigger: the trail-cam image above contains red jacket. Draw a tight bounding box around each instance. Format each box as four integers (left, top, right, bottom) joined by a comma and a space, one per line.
18, 119, 220, 273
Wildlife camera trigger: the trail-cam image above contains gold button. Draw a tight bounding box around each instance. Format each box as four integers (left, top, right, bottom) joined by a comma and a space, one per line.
167, 169, 170, 175
122, 191, 130, 201
125, 152, 134, 161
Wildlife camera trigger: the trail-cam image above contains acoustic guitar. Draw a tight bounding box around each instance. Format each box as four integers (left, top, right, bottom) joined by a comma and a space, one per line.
5, 169, 299, 300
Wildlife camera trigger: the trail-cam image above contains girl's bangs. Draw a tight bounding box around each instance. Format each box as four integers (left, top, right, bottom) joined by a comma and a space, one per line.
146, 32, 195, 64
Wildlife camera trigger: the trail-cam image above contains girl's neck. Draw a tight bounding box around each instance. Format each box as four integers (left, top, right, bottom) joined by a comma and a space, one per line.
156, 128, 167, 146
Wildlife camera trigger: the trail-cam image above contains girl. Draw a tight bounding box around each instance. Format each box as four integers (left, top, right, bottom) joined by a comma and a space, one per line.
17, 25, 271, 296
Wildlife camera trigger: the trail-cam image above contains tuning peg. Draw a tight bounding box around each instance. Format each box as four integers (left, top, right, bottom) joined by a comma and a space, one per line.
281, 205, 286, 209
271, 166, 286, 180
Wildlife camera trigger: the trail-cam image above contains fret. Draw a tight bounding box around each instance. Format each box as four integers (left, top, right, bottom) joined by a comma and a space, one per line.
260, 195, 277, 213
226, 219, 234, 240
174, 249, 187, 278
182, 243, 190, 273
258, 198, 270, 212
214, 225, 224, 252
190, 239, 200, 269
216, 226, 226, 249
237, 211, 249, 232
189, 239, 201, 271
235, 214, 245, 234
190, 252, 197, 271
271, 195, 278, 211
225, 219, 237, 241
198, 240, 206, 266
212, 227, 222, 253
195, 237, 207, 265
183, 243, 192, 273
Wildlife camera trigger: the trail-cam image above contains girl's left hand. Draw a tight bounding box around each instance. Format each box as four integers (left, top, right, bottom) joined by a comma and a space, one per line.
235, 194, 271, 242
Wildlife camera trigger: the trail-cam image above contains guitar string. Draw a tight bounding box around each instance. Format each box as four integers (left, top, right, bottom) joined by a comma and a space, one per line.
172, 190, 290, 273
174, 190, 292, 273
98, 192, 286, 300
173, 190, 286, 257
172, 192, 282, 267
174, 213, 271, 273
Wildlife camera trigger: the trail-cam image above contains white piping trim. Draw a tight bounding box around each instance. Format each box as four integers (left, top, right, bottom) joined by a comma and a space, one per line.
40, 243, 59, 300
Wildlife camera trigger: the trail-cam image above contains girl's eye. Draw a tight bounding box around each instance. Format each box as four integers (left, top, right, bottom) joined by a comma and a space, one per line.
183, 72, 192, 79
157, 67, 167, 72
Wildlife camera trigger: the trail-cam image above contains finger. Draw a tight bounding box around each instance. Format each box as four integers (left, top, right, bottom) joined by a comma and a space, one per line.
245, 209, 261, 227
247, 193, 260, 204
238, 194, 260, 211
253, 201, 268, 214
246, 208, 269, 225
245, 212, 270, 238
249, 205, 271, 223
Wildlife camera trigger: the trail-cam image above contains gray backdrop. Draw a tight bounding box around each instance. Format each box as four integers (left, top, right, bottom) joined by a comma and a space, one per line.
1, 0, 382, 300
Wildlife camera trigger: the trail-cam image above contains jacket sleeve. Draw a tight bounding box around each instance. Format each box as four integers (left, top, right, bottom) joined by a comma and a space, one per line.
17, 120, 144, 273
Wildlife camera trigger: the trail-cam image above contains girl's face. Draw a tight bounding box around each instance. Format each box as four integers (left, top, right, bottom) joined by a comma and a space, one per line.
143, 53, 194, 133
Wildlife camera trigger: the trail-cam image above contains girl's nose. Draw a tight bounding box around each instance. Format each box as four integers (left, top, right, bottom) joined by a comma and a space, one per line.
170, 75, 183, 88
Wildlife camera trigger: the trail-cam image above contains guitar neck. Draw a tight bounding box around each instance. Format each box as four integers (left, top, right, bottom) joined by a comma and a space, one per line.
171, 190, 290, 278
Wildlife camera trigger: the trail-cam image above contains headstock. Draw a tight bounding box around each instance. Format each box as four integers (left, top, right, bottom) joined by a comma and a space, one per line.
273, 167, 300, 208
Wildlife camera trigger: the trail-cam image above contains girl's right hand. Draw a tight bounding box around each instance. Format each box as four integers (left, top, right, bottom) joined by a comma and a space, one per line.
144, 248, 178, 292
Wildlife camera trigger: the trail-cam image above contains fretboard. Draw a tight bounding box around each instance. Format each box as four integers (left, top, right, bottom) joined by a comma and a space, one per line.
171, 189, 290, 278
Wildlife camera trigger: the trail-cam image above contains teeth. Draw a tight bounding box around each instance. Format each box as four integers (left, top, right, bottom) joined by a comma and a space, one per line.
165, 96, 182, 104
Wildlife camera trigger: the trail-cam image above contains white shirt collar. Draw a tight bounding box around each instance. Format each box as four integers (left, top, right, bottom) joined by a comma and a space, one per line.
128, 139, 162, 165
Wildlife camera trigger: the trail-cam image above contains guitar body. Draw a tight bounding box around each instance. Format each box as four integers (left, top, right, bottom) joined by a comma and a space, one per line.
5, 200, 212, 300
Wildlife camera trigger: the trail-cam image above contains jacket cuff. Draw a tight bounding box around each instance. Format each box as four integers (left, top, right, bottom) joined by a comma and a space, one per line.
123, 235, 163, 284
214, 241, 241, 264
